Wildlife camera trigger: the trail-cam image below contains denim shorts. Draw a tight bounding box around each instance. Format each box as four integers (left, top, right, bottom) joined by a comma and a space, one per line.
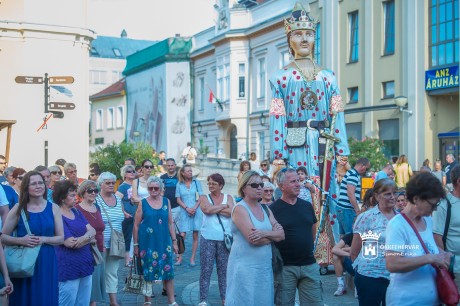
336, 208, 356, 235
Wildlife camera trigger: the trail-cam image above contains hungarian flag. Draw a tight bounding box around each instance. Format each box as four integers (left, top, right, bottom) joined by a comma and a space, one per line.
208, 89, 224, 111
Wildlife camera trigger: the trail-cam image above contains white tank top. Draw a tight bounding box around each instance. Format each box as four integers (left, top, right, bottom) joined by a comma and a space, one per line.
200, 194, 232, 241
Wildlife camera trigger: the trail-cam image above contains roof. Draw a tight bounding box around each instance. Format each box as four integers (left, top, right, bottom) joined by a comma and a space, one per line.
123, 36, 192, 76
90, 78, 126, 101
90, 35, 156, 59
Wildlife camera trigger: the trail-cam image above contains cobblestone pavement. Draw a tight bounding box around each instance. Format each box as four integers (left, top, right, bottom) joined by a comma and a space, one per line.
98, 179, 358, 305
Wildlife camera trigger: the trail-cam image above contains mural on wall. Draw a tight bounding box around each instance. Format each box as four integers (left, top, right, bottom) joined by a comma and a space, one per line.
126, 73, 165, 151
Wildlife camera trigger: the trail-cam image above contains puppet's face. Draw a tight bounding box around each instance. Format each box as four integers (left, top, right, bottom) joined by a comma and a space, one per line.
289, 29, 315, 59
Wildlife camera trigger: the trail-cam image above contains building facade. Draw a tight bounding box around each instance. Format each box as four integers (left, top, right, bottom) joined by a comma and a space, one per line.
191, 0, 459, 170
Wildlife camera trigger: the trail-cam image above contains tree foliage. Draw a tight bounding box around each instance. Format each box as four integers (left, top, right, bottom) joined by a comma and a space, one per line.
90, 142, 158, 179
347, 137, 389, 172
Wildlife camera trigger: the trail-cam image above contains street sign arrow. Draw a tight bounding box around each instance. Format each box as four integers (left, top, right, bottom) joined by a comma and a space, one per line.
49, 76, 74, 84
49, 102, 75, 110
50, 111, 64, 119
15, 76, 44, 84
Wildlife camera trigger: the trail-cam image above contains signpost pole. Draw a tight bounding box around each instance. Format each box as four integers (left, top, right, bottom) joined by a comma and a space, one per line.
44, 73, 49, 113
44, 140, 49, 167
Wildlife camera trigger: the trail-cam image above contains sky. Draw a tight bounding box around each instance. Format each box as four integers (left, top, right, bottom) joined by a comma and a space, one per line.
88, 0, 216, 41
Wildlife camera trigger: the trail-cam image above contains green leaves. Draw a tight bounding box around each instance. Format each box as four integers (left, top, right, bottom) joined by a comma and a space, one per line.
90, 141, 158, 179
348, 137, 389, 172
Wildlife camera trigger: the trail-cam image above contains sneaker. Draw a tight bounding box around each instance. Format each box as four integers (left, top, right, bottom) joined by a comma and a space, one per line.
334, 285, 346, 296
354, 287, 358, 299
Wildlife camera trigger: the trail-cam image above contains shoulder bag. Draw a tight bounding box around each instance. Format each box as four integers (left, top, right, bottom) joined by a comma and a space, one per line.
123, 255, 144, 294
173, 221, 185, 254
442, 195, 453, 251
261, 204, 284, 274
100, 200, 125, 258
401, 213, 460, 306
208, 194, 233, 252
5, 209, 42, 278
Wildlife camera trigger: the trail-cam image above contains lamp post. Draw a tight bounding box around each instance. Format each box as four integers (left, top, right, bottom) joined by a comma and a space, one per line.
394, 96, 413, 115
259, 113, 266, 126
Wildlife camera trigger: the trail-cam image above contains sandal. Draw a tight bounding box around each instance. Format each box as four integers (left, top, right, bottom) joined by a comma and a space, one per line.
162, 289, 176, 297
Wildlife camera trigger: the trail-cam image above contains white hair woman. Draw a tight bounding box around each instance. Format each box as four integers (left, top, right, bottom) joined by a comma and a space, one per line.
96, 172, 124, 306
133, 176, 179, 306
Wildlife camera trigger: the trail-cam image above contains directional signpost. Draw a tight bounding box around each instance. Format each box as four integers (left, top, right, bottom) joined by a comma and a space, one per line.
15, 73, 75, 126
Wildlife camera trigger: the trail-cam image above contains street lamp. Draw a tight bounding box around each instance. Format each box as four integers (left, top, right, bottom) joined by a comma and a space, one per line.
197, 122, 207, 137
259, 113, 266, 126
394, 96, 413, 116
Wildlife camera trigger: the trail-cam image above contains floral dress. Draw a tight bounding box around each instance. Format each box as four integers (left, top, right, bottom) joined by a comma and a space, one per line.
138, 197, 174, 281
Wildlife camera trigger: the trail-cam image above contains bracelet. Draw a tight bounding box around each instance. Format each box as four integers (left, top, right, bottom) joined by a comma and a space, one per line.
133, 243, 139, 246
172, 239, 177, 241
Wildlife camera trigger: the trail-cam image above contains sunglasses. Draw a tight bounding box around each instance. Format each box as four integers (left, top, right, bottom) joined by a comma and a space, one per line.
125, 170, 135, 174
144, 165, 154, 169
67, 170, 77, 174
51, 171, 62, 175
17, 176, 24, 180
249, 183, 264, 188
148, 186, 160, 191
86, 188, 99, 194
261, 164, 267, 167
263, 189, 274, 193
89, 173, 98, 177
104, 181, 115, 185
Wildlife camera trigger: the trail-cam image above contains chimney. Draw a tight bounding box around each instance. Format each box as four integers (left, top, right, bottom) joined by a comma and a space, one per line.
121, 29, 127, 38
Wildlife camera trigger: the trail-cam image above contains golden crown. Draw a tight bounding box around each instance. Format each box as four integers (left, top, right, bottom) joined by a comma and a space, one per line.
284, 2, 318, 34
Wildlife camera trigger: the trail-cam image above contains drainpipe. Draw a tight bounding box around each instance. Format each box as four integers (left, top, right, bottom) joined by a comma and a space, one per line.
245, 43, 252, 160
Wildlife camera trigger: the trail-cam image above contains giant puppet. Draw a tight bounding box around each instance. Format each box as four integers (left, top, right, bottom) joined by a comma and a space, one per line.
269, 2, 350, 266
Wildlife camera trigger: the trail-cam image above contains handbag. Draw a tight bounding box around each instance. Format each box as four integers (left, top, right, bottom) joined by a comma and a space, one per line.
401, 213, 460, 306
285, 126, 307, 147
174, 222, 185, 254
5, 209, 42, 278
208, 194, 233, 252
261, 205, 284, 274
100, 201, 125, 258
90, 243, 104, 265
123, 255, 144, 294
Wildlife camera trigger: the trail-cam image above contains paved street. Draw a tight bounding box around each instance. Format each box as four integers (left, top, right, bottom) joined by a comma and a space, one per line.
102, 178, 358, 305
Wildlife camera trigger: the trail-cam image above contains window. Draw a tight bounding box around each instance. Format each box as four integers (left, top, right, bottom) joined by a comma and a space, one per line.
257, 58, 266, 98
96, 109, 103, 131
430, 0, 459, 67
315, 23, 321, 65
113, 48, 122, 57
349, 11, 359, 63
107, 107, 114, 129
116, 106, 124, 128
94, 137, 104, 145
238, 63, 246, 98
199, 77, 205, 111
383, 1, 395, 55
111, 71, 122, 83
379, 119, 400, 158
90, 70, 107, 85
217, 62, 230, 102
217, 66, 223, 102
281, 51, 290, 68
382, 81, 395, 99
348, 87, 359, 103
346, 122, 362, 140
224, 63, 230, 102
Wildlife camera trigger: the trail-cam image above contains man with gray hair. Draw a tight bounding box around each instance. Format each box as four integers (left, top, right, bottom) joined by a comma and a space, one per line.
270, 168, 322, 305
2, 166, 15, 186
64, 162, 84, 186
445, 154, 458, 192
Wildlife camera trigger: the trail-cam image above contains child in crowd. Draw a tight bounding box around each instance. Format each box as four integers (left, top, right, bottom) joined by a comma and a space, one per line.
395, 189, 407, 212
296, 167, 315, 204
360, 188, 376, 213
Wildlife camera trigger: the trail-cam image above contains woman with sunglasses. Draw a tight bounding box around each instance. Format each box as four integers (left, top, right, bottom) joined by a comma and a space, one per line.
95, 172, 124, 306
257, 160, 272, 178
385, 173, 451, 306
226, 171, 284, 306
131, 159, 154, 205
11, 168, 26, 197
350, 178, 398, 305
115, 165, 138, 267
48, 165, 62, 190
175, 164, 204, 266
198, 173, 234, 306
76, 180, 106, 306
133, 176, 179, 306
260, 182, 275, 206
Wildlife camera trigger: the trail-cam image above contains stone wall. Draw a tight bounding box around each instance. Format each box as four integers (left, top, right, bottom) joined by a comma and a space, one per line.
195, 156, 241, 185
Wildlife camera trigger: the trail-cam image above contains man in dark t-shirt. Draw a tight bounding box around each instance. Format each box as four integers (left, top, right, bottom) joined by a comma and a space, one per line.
160, 158, 180, 222
270, 168, 322, 306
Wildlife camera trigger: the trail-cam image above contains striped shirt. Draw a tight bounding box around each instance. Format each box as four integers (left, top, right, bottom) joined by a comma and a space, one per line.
96, 194, 124, 248
337, 168, 361, 209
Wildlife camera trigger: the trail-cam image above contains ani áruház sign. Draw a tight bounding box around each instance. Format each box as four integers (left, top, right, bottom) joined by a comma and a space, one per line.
425, 65, 459, 91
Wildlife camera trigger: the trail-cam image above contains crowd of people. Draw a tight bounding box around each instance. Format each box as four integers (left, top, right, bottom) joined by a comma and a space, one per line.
0, 148, 459, 306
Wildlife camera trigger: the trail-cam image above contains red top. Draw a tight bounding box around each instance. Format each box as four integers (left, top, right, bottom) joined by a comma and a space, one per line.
76, 204, 106, 252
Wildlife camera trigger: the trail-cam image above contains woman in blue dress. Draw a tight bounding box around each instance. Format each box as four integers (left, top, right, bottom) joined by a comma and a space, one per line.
133, 176, 179, 306
175, 164, 204, 266
2, 171, 64, 306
